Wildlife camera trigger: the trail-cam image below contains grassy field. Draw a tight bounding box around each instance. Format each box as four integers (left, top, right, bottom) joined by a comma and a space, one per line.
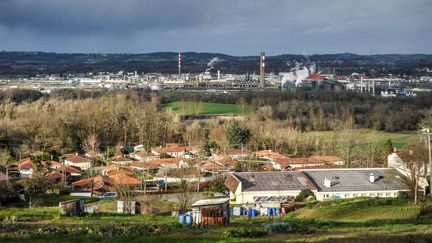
162, 101, 246, 116
306, 128, 419, 148
1, 197, 432, 242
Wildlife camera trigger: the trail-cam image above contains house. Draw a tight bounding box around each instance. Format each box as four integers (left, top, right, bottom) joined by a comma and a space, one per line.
62, 154, 91, 170
130, 151, 157, 162
56, 165, 83, 177
272, 156, 345, 170
151, 146, 198, 158
18, 158, 34, 178
71, 176, 115, 195
255, 150, 287, 160
201, 161, 226, 173
147, 158, 190, 170
302, 168, 409, 201
224, 171, 316, 205
102, 165, 135, 176
219, 149, 250, 159
110, 156, 135, 165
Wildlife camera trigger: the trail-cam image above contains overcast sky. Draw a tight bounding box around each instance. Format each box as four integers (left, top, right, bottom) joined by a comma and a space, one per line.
0, 0, 431, 55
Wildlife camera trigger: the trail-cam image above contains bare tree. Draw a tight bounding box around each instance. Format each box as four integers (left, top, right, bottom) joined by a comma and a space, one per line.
398, 143, 429, 204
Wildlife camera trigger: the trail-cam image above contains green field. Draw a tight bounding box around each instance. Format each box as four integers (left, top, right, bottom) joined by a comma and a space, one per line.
306, 128, 419, 148
1, 197, 432, 242
163, 101, 246, 116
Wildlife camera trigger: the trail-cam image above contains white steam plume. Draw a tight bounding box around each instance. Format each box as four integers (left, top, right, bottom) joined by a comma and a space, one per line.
281, 62, 316, 87
205, 57, 220, 72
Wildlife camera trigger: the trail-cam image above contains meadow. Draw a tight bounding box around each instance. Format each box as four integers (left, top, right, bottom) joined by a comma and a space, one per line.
162, 101, 246, 116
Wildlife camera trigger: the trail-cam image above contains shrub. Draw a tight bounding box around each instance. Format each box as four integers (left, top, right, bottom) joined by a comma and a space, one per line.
264, 222, 293, 233
38, 225, 69, 236
222, 227, 267, 238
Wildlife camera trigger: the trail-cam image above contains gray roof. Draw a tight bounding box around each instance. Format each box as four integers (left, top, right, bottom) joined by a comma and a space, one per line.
191, 198, 229, 207
303, 169, 408, 192
233, 172, 315, 192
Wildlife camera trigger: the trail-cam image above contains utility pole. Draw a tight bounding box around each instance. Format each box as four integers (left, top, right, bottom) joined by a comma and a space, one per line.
422, 127, 432, 195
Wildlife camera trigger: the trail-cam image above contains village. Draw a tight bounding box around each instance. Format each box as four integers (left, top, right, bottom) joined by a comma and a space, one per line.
0, 140, 420, 218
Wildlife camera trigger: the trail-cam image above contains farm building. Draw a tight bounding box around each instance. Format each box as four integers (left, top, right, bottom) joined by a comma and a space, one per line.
302, 168, 409, 201
59, 199, 85, 216
191, 198, 230, 225
224, 172, 316, 205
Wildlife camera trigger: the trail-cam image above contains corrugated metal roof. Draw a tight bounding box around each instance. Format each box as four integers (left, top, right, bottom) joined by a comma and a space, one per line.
303, 169, 408, 192
191, 198, 229, 207
232, 171, 315, 192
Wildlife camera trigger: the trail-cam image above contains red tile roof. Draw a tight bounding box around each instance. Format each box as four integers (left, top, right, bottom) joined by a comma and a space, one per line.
45, 171, 63, 180
148, 158, 190, 167
210, 155, 236, 167
18, 158, 34, 170
57, 165, 82, 174
201, 161, 226, 172
152, 146, 197, 154
63, 154, 89, 163
111, 156, 134, 163
108, 173, 141, 186
308, 156, 344, 163
256, 150, 287, 159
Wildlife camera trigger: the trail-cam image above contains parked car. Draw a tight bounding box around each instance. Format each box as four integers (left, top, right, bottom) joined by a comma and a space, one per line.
98, 192, 117, 199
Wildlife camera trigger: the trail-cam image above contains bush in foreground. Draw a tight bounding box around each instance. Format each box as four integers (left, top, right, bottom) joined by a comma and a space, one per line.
222, 227, 267, 238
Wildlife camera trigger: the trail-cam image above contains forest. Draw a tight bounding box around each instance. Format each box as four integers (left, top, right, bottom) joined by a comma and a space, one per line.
0, 89, 430, 165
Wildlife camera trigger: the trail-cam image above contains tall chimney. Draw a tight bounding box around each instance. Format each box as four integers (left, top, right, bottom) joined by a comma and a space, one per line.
178, 52, 181, 78
259, 52, 265, 88
369, 173, 375, 183
217, 70, 220, 80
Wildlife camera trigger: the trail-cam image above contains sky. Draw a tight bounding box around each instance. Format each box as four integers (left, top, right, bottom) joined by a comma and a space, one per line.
0, 0, 431, 55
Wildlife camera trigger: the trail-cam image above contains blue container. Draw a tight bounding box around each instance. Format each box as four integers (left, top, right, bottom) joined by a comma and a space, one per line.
242, 208, 247, 216
249, 209, 256, 217
178, 214, 185, 224
230, 208, 234, 216
267, 208, 273, 216
274, 208, 280, 215
185, 214, 192, 224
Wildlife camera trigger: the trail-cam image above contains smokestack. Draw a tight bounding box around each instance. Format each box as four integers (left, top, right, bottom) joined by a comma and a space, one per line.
360, 76, 363, 93
217, 70, 220, 80
178, 52, 181, 78
259, 52, 265, 88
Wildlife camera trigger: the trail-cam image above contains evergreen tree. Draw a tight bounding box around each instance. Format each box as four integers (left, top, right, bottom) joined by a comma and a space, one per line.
226, 121, 250, 149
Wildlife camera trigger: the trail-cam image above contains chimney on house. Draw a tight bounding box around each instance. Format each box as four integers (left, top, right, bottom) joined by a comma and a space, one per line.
324, 177, 332, 188
369, 173, 375, 183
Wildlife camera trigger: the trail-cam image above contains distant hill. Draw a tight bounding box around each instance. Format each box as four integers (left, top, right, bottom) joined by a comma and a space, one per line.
0, 51, 431, 76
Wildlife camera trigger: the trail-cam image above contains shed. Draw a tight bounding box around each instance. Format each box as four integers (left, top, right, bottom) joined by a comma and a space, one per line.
59, 199, 85, 216
191, 198, 229, 226
117, 200, 141, 214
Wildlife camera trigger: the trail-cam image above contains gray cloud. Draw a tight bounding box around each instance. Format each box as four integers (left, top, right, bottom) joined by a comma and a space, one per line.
0, 0, 431, 55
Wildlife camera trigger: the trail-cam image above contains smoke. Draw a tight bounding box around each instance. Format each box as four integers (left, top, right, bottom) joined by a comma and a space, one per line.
281, 62, 316, 87
205, 57, 220, 72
